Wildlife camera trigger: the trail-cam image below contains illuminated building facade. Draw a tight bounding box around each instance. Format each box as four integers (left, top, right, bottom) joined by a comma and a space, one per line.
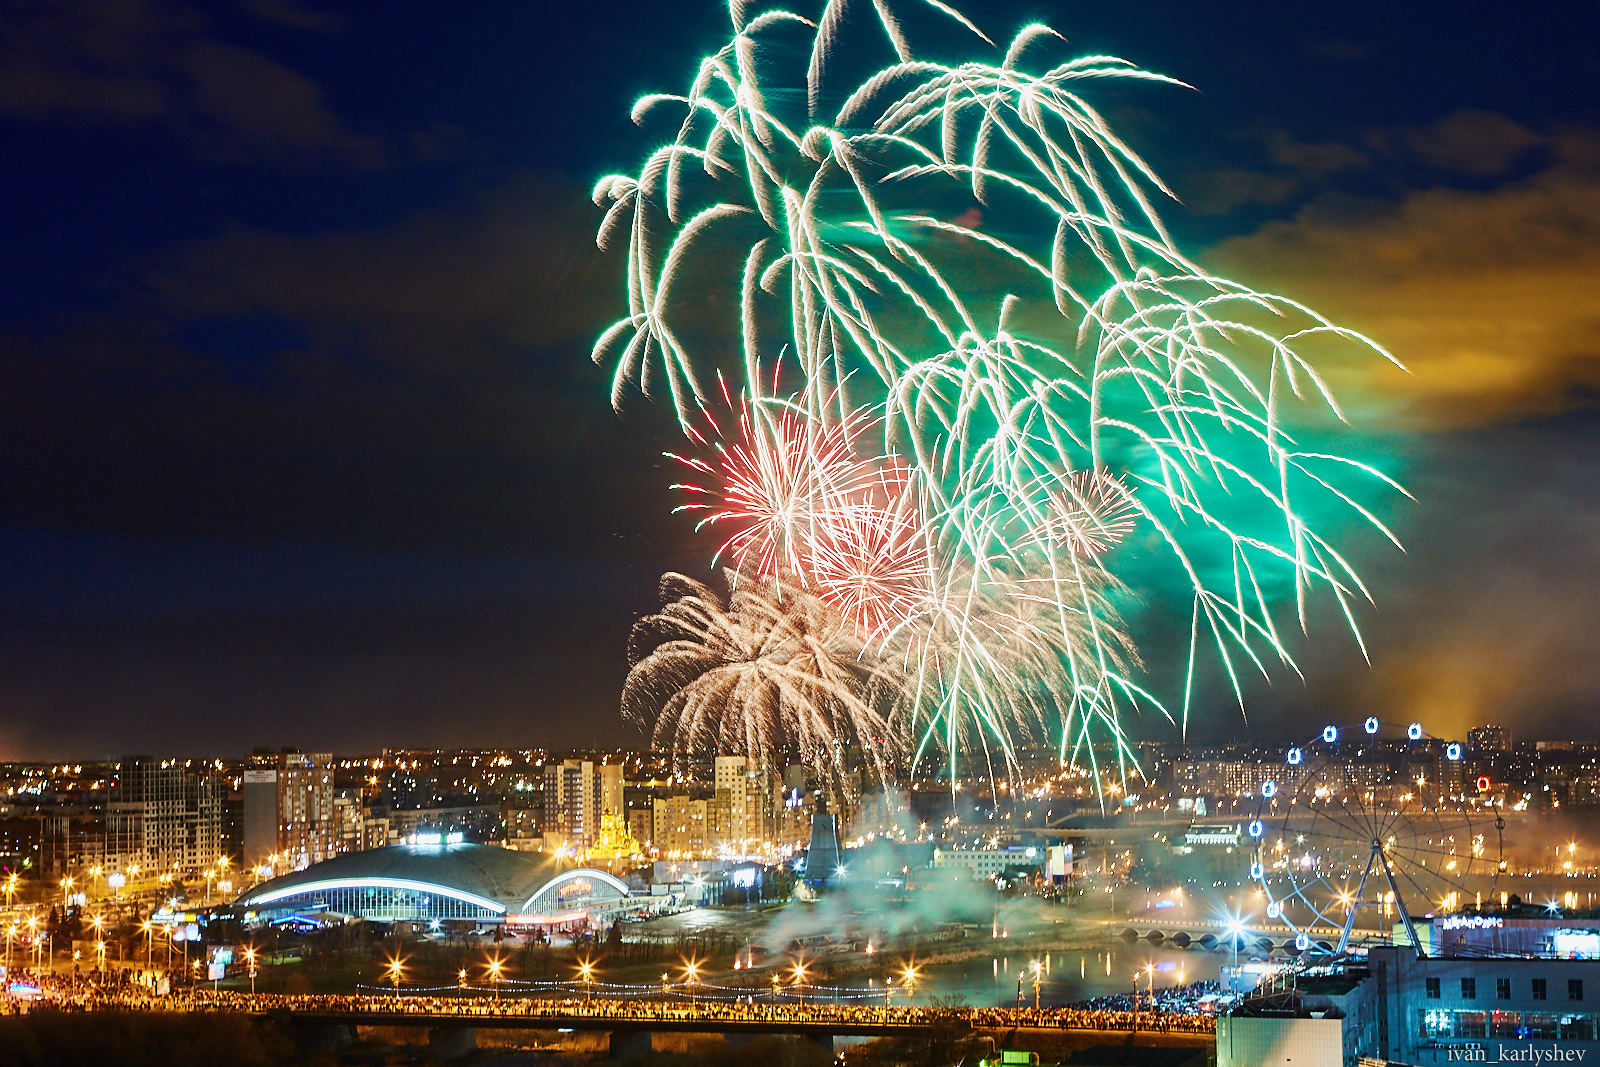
235, 840, 640, 928
106, 757, 224, 873
242, 750, 337, 870
541, 760, 625, 852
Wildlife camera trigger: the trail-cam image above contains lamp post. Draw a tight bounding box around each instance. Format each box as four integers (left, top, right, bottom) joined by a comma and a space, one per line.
1226, 918, 1245, 970
578, 958, 595, 1006
792, 960, 807, 1008
901, 965, 918, 1007
4, 923, 14, 972
90, 914, 104, 974
387, 956, 405, 998
487, 956, 503, 999
1031, 959, 1043, 1011
245, 946, 258, 995
59, 875, 74, 906
683, 960, 700, 1011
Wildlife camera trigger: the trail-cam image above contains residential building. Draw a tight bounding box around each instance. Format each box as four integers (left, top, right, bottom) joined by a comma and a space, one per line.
106, 757, 225, 873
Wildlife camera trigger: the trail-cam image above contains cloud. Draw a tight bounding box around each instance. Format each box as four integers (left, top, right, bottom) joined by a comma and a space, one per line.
1207, 127, 1600, 426
0, 173, 689, 555
0, 0, 383, 169
144, 173, 613, 369
1392, 109, 1542, 177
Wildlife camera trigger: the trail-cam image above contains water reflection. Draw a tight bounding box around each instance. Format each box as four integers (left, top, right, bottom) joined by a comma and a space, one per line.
917, 947, 1220, 1008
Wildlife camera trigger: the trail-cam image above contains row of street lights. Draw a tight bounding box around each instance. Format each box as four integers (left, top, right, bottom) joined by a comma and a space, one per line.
379, 952, 922, 1010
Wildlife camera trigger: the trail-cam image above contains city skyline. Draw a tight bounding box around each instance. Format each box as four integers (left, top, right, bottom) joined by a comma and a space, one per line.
2, 0, 1599, 761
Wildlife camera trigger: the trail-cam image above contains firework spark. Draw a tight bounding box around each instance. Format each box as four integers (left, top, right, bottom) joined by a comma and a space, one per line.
623, 570, 899, 792
597, 0, 1403, 787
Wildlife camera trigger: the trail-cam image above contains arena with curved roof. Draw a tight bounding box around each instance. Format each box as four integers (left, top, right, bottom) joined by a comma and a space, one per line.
235, 842, 640, 927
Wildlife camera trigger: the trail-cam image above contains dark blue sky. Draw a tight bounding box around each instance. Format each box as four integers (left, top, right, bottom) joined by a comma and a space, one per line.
2, 0, 1597, 758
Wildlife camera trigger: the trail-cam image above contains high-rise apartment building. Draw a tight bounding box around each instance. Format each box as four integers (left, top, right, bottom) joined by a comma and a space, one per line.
106, 757, 225, 873
1468, 724, 1512, 752
652, 794, 708, 856
242, 750, 336, 869
541, 760, 626, 852
711, 755, 777, 853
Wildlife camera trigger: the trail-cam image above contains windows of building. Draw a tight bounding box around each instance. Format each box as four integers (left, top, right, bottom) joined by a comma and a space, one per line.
1534, 978, 1548, 1001
1571, 979, 1585, 1001
1426, 978, 1441, 999
1461, 977, 1476, 1000
1496, 977, 1511, 1000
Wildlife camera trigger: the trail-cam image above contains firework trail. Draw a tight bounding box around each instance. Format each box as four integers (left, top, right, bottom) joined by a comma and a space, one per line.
596, 0, 1404, 786
623, 570, 899, 795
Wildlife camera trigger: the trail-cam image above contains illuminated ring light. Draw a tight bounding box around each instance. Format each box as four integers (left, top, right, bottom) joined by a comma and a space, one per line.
519, 869, 633, 914
1247, 719, 1504, 961
239, 877, 506, 915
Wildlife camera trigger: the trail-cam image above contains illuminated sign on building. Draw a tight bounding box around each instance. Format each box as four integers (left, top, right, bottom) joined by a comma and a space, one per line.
1439, 915, 1504, 930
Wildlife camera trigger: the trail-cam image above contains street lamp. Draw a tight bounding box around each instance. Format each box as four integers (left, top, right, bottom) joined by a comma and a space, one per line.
578, 958, 596, 1006
792, 959, 808, 1007
386, 955, 406, 998
59, 876, 74, 905
245, 946, 258, 995
1225, 917, 1246, 969
900, 964, 918, 1007
683, 960, 700, 1011
1031, 959, 1043, 1011
487, 956, 504, 999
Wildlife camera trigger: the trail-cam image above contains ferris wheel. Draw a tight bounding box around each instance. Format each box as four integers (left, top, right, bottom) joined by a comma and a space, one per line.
1247, 718, 1504, 958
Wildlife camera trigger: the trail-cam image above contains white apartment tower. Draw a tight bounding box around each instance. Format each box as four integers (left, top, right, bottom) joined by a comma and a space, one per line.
107, 757, 225, 873
542, 760, 626, 852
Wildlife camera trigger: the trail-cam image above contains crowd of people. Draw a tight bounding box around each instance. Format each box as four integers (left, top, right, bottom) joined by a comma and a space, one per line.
0, 976, 1217, 1035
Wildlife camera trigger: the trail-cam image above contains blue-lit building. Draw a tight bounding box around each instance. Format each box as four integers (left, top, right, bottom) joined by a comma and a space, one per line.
235, 841, 641, 928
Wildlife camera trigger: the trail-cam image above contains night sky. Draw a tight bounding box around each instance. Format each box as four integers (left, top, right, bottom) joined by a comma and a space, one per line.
3, 0, 1597, 759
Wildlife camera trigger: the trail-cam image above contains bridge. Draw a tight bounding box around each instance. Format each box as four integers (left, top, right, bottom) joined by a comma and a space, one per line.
264, 1000, 938, 1056
80, 991, 1215, 1059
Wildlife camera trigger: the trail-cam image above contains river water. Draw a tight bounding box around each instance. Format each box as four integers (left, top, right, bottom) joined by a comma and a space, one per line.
633, 903, 1227, 1008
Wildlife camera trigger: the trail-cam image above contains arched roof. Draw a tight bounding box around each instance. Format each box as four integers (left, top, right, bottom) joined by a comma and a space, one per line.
236, 843, 566, 914
520, 868, 632, 913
